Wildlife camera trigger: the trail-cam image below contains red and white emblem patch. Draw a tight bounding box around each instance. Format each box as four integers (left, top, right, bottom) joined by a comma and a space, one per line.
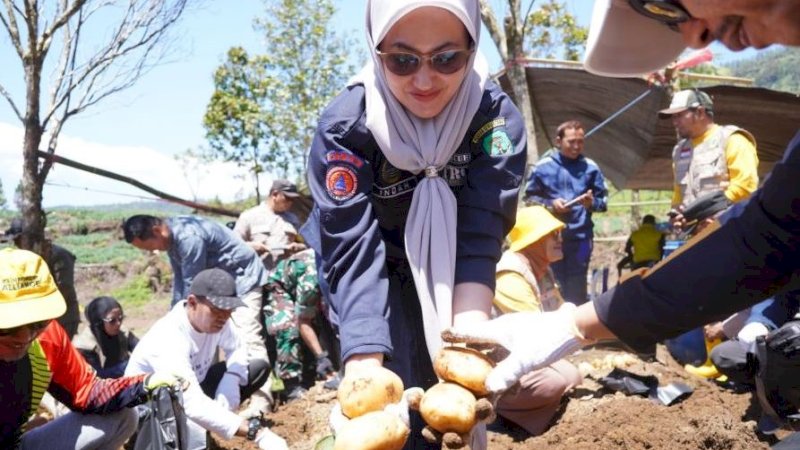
325, 166, 358, 201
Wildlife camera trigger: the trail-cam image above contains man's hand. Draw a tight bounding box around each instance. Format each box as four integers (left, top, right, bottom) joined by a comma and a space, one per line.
215, 372, 242, 411
669, 207, 686, 231
144, 373, 188, 393
581, 190, 594, 209
441, 303, 588, 393
703, 322, 725, 341
250, 242, 269, 255
551, 198, 569, 214
286, 242, 307, 254
255, 427, 288, 450
316, 351, 335, 380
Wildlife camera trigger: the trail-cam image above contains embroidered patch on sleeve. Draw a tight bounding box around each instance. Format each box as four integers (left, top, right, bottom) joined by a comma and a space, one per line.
326, 150, 364, 168
325, 166, 358, 201
471, 118, 506, 144
482, 129, 513, 157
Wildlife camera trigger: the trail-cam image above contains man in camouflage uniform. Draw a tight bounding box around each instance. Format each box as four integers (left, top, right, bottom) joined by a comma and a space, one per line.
264, 249, 335, 400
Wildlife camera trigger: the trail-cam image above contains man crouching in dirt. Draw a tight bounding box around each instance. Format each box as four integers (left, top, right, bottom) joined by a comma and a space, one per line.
125, 268, 288, 450
444, 0, 800, 442
0, 248, 183, 449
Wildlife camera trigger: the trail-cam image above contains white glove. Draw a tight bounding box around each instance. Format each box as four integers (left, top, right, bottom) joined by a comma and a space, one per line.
255, 427, 288, 450
442, 302, 587, 393
737, 322, 770, 344
215, 372, 242, 411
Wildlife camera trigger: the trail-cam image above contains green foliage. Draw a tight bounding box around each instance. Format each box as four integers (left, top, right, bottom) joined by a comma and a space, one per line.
56, 232, 143, 265
726, 48, 800, 94
111, 274, 154, 309
203, 0, 359, 188
525, 0, 587, 61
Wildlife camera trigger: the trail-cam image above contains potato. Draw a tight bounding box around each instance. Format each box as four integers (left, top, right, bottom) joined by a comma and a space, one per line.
333, 411, 409, 450
338, 366, 404, 419
419, 382, 477, 434
433, 346, 494, 396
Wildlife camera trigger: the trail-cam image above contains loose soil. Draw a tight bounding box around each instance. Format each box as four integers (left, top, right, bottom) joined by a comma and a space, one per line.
73, 241, 785, 449
208, 346, 777, 450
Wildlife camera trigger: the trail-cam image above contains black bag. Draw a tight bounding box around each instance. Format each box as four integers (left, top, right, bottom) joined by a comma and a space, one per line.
133, 386, 189, 450
754, 321, 800, 428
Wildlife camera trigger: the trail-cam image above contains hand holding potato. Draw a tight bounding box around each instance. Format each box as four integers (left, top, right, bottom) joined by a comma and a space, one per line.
411, 347, 497, 449
442, 302, 589, 393
330, 366, 416, 450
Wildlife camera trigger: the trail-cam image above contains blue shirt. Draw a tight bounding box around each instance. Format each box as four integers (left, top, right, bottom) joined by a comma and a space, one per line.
307, 82, 526, 361
167, 216, 270, 305
524, 151, 608, 240
596, 131, 800, 352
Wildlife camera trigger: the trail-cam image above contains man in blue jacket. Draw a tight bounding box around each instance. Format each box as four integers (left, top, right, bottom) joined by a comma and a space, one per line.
525, 120, 608, 305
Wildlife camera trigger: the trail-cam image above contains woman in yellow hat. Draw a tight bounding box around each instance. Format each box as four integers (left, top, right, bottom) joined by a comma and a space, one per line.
495, 205, 569, 314
493, 205, 582, 436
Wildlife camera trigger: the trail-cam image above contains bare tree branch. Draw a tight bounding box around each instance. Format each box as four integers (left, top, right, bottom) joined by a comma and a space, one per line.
39, 0, 88, 55
0, 0, 24, 58
520, 0, 537, 39
479, 0, 507, 59
8, 0, 192, 251
42, 0, 187, 128
0, 83, 23, 120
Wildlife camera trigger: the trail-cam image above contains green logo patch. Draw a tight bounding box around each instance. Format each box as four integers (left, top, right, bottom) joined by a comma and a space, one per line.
482, 130, 512, 156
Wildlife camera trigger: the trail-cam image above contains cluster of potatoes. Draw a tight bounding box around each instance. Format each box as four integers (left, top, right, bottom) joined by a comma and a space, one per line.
333, 366, 410, 450
332, 346, 494, 450
414, 346, 496, 449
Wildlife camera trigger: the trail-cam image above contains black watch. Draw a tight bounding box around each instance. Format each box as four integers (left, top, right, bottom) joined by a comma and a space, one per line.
246, 417, 261, 441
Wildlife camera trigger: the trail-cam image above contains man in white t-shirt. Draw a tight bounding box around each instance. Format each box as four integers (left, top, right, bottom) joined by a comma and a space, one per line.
126, 268, 287, 450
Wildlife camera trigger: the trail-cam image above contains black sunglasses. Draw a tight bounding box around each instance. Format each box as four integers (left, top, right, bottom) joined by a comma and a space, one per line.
0, 319, 51, 337
376, 48, 474, 76
628, 0, 692, 30
102, 315, 125, 325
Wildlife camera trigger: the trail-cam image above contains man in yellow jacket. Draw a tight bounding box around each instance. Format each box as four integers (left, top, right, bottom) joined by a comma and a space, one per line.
624, 215, 665, 270
661, 89, 759, 231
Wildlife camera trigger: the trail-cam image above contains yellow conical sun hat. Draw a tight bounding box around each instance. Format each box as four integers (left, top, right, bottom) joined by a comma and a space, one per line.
508, 206, 565, 252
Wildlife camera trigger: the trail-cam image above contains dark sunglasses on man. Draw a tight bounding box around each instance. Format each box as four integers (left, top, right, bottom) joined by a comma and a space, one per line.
628, 0, 691, 29
0, 319, 51, 337
377, 48, 474, 77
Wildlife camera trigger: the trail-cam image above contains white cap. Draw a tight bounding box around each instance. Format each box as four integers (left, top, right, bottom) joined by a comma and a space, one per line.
583, 0, 687, 77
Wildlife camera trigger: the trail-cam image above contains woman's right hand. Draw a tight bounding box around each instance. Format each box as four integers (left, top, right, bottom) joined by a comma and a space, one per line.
343, 352, 384, 375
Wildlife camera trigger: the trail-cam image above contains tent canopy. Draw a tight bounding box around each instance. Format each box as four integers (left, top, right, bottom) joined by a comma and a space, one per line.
499, 67, 800, 190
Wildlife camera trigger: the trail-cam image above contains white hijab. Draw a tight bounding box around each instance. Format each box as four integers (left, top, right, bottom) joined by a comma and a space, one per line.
351, 0, 489, 361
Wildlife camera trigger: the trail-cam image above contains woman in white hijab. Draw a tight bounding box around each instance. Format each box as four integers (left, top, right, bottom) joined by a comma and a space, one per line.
307, 0, 526, 446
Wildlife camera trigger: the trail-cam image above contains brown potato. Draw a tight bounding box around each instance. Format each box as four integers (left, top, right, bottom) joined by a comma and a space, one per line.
419, 382, 477, 434
433, 346, 494, 396
337, 366, 404, 419
333, 410, 410, 450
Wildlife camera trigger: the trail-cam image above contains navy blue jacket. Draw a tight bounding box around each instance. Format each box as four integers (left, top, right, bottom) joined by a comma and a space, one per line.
307, 82, 526, 361
596, 131, 800, 352
524, 151, 608, 240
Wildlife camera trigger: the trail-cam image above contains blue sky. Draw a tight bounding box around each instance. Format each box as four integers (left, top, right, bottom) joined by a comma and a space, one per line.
0, 0, 755, 207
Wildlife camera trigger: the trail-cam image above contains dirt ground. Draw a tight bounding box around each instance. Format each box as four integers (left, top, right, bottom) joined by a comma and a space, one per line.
73, 241, 785, 450
206, 346, 777, 450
